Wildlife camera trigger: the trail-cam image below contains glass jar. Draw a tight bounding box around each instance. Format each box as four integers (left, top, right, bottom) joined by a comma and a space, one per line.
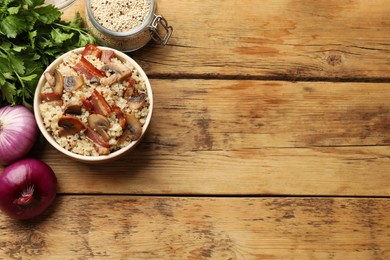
85, 0, 173, 52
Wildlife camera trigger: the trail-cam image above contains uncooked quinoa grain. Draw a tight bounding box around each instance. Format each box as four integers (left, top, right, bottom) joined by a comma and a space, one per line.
85, 16, 152, 51
90, 0, 151, 32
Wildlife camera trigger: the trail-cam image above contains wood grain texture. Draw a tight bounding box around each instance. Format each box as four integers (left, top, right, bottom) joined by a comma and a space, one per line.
3, 80, 384, 195
0, 197, 389, 259
63, 0, 390, 80
0, 1, 389, 258
31, 145, 390, 196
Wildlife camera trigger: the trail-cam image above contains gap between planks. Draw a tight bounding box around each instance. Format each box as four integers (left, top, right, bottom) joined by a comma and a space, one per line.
57, 193, 390, 199
147, 73, 390, 83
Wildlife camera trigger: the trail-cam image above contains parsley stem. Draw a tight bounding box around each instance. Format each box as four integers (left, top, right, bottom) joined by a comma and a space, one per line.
14, 71, 27, 96
54, 22, 86, 34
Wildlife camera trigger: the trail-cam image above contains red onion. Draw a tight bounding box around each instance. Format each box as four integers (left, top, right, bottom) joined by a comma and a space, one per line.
0, 158, 57, 220
0, 105, 38, 165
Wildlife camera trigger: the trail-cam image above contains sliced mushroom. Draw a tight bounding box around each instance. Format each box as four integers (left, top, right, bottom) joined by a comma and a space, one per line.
128, 93, 147, 110
64, 101, 83, 115
101, 62, 132, 76
88, 114, 110, 142
89, 89, 112, 116
118, 113, 142, 144
100, 62, 132, 86
58, 115, 86, 137
52, 69, 64, 95
44, 71, 55, 86
41, 70, 63, 103
64, 75, 84, 92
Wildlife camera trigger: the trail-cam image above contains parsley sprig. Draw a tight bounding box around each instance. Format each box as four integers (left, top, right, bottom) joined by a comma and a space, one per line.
0, 0, 96, 106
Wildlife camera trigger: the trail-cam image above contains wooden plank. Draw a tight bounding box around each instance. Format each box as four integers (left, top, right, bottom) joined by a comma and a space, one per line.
3, 80, 389, 195
0, 197, 389, 259
143, 80, 390, 149
31, 145, 390, 196
63, 0, 390, 80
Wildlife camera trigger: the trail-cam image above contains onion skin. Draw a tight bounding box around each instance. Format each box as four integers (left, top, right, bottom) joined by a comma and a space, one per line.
0, 105, 38, 165
0, 158, 57, 220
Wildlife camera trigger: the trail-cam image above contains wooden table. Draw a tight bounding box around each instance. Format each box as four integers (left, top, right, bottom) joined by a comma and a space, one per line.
1, 0, 390, 259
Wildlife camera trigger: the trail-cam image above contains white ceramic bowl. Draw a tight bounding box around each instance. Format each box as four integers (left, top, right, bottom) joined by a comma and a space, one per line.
33, 46, 153, 163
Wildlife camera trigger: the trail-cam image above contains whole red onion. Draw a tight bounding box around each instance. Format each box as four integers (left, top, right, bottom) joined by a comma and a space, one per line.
0, 105, 38, 165
0, 158, 57, 220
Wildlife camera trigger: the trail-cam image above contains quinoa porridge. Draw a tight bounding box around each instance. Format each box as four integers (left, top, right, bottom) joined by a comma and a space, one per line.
39, 44, 150, 156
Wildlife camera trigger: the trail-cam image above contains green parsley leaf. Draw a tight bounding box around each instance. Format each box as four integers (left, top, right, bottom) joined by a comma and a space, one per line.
8, 51, 25, 75
0, 15, 28, 38
33, 5, 61, 24
8, 5, 20, 15
29, 30, 37, 48
51, 27, 74, 45
1, 81, 16, 105
24, 0, 45, 8
0, 0, 96, 106
78, 33, 96, 47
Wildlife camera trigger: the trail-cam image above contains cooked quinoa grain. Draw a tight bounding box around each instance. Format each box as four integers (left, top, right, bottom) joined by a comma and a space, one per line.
90, 0, 151, 32
39, 45, 150, 156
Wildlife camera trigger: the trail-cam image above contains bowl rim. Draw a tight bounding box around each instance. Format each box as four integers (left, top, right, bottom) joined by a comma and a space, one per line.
33, 46, 153, 163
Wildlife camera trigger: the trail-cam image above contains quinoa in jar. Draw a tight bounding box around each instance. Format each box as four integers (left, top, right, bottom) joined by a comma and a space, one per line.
86, 0, 173, 52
